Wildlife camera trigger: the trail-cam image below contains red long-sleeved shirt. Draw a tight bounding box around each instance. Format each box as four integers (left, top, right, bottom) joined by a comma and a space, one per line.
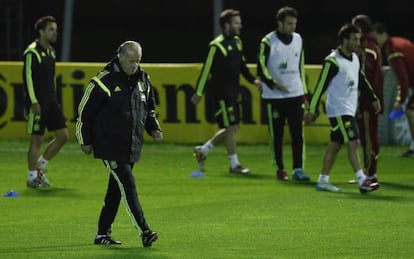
383, 36, 414, 103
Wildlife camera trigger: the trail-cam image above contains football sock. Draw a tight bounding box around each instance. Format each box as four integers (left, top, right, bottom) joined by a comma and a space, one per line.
228, 154, 240, 169
28, 170, 38, 180
409, 141, 414, 150
201, 140, 214, 154
37, 156, 49, 170
318, 174, 329, 183
355, 169, 366, 185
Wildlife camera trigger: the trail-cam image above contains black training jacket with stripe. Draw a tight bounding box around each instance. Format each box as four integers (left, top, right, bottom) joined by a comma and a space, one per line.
76, 58, 161, 162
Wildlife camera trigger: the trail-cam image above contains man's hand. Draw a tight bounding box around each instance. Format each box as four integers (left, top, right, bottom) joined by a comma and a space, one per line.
253, 79, 262, 89
191, 94, 201, 105
31, 103, 41, 115
80, 144, 93, 155
372, 100, 381, 114
151, 130, 163, 141
304, 112, 315, 124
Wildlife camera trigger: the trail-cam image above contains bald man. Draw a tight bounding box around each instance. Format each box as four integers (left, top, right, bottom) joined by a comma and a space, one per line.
76, 41, 162, 247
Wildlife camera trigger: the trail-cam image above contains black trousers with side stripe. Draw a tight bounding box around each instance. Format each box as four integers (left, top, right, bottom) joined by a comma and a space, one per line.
263, 96, 305, 171
97, 160, 150, 235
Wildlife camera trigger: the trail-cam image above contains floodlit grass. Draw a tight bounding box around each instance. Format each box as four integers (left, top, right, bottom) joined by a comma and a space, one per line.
0, 139, 413, 258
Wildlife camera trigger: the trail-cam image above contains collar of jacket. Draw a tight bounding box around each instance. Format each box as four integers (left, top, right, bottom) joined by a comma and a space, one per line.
106, 57, 142, 81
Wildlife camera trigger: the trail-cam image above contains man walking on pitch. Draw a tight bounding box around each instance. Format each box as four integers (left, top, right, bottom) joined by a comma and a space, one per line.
76, 41, 161, 247
191, 9, 261, 174
305, 23, 381, 193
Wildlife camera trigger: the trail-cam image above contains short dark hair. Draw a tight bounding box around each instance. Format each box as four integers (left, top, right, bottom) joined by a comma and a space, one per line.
276, 6, 298, 22
34, 15, 57, 34
338, 23, 360, 44
352, 14, 373, 33
219, 9, 240, 28
374, 22, 389, 34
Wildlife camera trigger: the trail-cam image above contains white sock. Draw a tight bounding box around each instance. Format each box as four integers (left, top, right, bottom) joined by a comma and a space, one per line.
201, 140, 214, 154
228, 154, 240, 169
318, 174, 329, 184
410, 140, 414, 150
37, 156, 49, 170
368, 174, 377, 180
28, 170, 38, 180
355, 169, 366, 185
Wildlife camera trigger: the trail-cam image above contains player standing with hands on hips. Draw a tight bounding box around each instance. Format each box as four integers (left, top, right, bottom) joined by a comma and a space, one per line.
305, 23, 381, 193
76, 41, 161, 247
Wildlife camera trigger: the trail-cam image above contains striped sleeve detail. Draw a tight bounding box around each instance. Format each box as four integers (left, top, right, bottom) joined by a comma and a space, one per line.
365, 48, 377, 60
92, 75, 111, 97
387, 51, 404, 61
258, 37, 274, 83
235, 36, 243, 51
211, 35, 227, 56
24, 52, 39, 104
23, 45, 42, 63
309, 58, 337, 113
75, 81, 96, 144
195, 45, 217, 96
300, 49, 308, 94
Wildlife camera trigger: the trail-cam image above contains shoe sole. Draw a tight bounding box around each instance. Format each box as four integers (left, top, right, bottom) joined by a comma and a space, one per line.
359, 183, 380, 194
293, 176, 310, 181
26, 182, 40, 188
229, 167, 251, 174
315, 183, 343, 192
277, 177, 288, 181
143, 234, 158, 247
230, 171, 251, 175
316, 187, 343, 193
27, 181, 50, 188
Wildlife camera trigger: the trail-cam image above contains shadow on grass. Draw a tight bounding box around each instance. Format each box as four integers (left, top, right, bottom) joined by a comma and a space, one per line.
319, 188, 413, 202
0, 245, 169, 258
380, 181, 414, 192
218, 171, 299, 180
225, 172, 276, 180
20, 186, 81, 198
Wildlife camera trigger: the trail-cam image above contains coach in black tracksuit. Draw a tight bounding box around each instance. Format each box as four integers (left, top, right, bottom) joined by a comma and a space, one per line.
76, 41, 161, 247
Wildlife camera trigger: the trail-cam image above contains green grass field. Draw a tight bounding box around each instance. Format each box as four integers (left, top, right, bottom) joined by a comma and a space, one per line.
1, 139, 413, 258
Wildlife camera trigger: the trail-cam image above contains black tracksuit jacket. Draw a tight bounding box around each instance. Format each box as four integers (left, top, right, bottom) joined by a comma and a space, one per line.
76, 58, 161, 162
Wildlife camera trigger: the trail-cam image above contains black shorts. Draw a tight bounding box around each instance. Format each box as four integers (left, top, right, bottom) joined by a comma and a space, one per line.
214, 99, 240, 129
27, 101, 67, 135
329, 115, 359, 144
